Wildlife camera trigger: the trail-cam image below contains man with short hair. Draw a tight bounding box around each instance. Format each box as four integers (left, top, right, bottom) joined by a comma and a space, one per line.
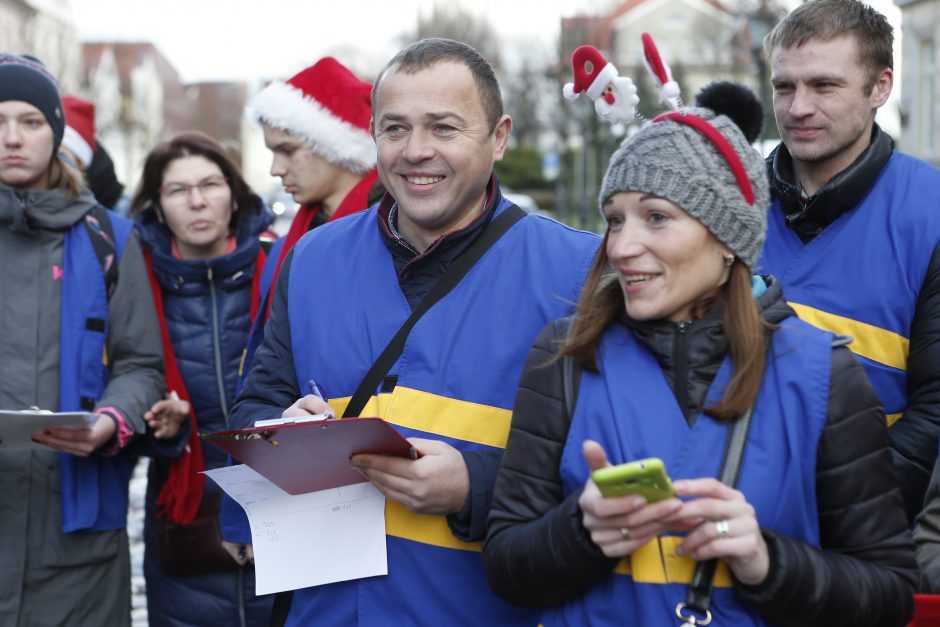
225, 38, 599, 625
758, 0, 940, 522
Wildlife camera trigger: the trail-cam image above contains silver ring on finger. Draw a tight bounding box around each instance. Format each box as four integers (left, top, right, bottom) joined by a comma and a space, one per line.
714, 519, 730, 538
620, 527, 631, 540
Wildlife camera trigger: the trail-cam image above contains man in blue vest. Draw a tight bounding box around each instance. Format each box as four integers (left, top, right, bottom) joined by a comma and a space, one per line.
226, 38, 599, 625
758, 0, 940, 522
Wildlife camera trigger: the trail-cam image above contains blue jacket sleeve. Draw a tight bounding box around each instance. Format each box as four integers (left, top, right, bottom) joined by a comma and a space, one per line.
220, 464, 253, 544
447, 449, 503, 542
229, 248, 301, 428
220, 249, 301, 543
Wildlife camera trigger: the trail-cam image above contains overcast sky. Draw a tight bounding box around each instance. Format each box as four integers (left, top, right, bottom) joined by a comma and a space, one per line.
70, 0, 604, 83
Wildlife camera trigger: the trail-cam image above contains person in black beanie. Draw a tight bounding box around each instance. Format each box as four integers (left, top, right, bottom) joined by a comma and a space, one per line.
0, 52, 163, 626
0, 53, 65, 151
87, 141, 131, 214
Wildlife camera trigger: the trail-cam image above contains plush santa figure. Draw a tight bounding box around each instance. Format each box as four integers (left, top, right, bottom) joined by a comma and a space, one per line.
563, 45, 638, 124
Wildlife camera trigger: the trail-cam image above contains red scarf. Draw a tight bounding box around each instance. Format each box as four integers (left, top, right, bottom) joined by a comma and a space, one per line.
265, 169, 379, 319
144, 247, 267, 524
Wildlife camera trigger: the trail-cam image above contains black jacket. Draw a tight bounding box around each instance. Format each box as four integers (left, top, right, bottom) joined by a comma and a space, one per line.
484, 280, 917, 626
768, 126, 940, 522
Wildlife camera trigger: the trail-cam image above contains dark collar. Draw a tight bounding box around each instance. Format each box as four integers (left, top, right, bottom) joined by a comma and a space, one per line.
767, 124, 894, 243
376, 174, 499, 273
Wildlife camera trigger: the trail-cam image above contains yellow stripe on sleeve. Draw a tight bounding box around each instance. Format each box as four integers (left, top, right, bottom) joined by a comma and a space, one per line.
788, 303, 908, 371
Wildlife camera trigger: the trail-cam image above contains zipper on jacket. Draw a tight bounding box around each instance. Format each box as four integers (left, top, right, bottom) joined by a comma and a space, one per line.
673, 321, 690, 422
207, 266, 230, 426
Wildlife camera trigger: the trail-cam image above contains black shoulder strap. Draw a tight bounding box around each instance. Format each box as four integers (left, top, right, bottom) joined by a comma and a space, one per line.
680, 404, 755, 621
269, 205, 525, 627
82, 204, 119, 299
561, 319, 582, 420
342, 204, 526, 418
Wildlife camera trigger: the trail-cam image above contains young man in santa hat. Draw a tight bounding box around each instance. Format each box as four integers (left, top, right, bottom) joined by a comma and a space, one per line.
59, 95, 96, 171
237, 56, 383, 379
60, 94, 132, 214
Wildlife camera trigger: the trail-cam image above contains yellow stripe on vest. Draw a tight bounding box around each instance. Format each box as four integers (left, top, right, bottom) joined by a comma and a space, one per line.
385, 500, 483, 552
613, 536, 732, 587
788, 303, 908, 371
333, 387, 512, 449
329, 390, 509, 551
887, 412, 903, 427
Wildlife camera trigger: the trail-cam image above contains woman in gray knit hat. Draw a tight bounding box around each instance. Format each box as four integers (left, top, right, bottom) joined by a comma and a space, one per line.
484, 83, 915, 625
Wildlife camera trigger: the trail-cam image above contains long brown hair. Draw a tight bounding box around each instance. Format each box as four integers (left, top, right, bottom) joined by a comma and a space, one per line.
562, 236, 772, 422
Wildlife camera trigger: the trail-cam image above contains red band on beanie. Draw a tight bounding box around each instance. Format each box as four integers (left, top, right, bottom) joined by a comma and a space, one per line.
652, 111, 755, 205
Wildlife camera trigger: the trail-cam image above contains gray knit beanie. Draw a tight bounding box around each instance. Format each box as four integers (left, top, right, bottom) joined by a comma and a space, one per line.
0, 53, 65, 152
598, 83, 769, 269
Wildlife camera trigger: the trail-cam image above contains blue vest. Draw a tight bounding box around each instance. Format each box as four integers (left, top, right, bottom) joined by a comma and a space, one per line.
759, 152, 940, 426
286, 200, 599, 626
58, 210, 134, 533
545, 317, 831, 626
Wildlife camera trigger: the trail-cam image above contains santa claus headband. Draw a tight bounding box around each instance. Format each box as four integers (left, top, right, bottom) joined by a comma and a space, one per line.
566, 34, 757, 208
61, 95, 96, 168
563, 46, 619, 101
249, 56, 375, 174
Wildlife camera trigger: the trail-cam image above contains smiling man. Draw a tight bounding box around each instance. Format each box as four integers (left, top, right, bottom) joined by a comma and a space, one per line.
225, 38, 599, 626
758, 0, 940, 523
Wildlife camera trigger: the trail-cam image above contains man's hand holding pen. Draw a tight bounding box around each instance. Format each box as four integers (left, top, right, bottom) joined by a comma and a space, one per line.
281, 379, 335, 419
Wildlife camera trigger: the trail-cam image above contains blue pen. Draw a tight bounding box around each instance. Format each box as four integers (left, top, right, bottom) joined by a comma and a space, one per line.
306, 379, 328, 401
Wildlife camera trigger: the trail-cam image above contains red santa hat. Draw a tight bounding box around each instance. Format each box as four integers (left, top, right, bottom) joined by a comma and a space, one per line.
563, 45, 619, 101
248, 56, 375, 174
61, 95, 96, 168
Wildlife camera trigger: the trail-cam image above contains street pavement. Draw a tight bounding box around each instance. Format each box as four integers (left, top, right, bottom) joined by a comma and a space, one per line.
129, 458, 148, 626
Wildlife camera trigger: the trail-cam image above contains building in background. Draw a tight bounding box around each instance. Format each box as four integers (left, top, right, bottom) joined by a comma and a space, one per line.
184, 81, 249, 164
896, 0, 938, 165
0, 0, 80, 91
80, 42, 189, 191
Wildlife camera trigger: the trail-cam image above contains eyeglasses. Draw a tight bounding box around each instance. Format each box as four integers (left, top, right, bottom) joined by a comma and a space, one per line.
160, 175, 229, 206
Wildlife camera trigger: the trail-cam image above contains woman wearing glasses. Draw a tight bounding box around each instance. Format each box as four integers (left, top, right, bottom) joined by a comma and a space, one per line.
130, 132, 275, 627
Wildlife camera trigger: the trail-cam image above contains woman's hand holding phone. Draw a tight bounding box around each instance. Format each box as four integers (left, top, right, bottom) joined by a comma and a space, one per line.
670, 478, 770, 586
579, 440, 681, 558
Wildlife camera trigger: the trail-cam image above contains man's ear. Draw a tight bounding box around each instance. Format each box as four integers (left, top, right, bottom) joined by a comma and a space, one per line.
370, 117, 376, 140
870, 67, 893, 109
492, 114, 513, 162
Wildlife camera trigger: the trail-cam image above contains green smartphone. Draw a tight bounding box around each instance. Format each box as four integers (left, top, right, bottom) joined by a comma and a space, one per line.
592, 457, 675, 502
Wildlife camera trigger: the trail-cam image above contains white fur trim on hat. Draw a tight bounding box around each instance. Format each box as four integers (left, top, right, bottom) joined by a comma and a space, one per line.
61, 125, 93, 167
587, 63, 618, 100
249, 81, 375, 174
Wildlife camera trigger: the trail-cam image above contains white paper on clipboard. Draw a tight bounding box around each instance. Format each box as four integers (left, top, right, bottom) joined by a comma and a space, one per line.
0, 410, 97, 449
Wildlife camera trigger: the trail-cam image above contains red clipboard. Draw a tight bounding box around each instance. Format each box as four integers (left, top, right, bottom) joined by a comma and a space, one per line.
202, 417, 418, 495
